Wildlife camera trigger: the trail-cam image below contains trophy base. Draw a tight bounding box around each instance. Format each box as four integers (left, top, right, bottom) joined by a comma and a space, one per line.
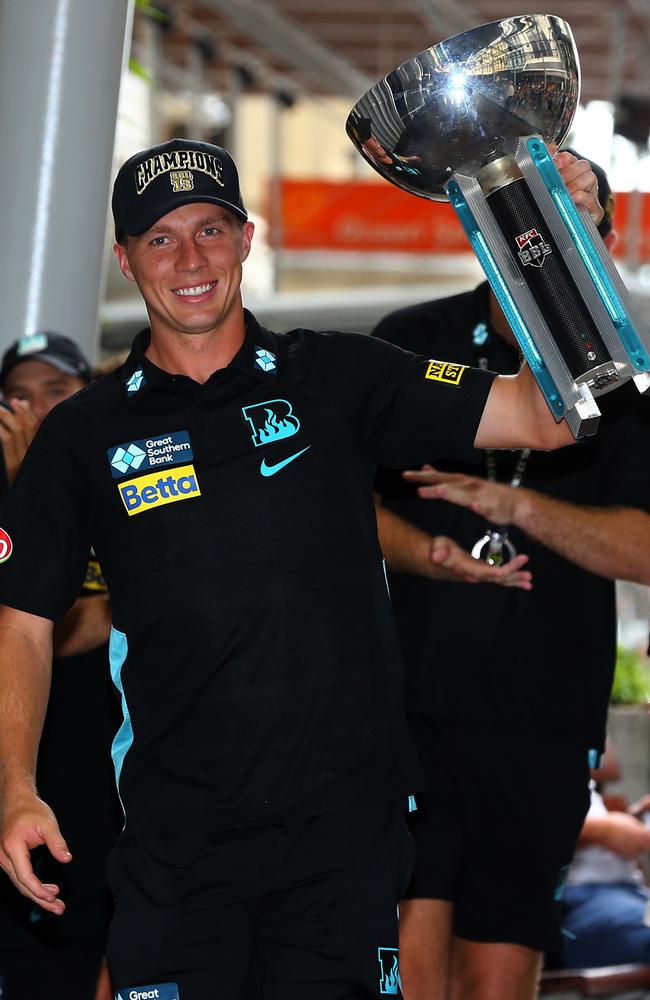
445, 137, 650, 438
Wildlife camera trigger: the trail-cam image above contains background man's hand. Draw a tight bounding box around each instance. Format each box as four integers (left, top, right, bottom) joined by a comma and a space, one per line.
403, 464, 521, 526
429, 534, 532, 588
0, 399, 39, 484
589, 811, 650, 860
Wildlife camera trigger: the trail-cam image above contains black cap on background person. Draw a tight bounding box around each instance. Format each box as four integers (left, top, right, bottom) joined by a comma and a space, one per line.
0, 332, 93, 389
0, 332, 93, 494
111, 137, 248, 242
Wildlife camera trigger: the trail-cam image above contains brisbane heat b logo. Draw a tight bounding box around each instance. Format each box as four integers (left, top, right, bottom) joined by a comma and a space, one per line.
378, 948, 402, 996
241, 399, 300, 448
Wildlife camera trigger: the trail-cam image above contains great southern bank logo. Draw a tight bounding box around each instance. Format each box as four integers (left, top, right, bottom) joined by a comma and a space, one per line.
241, 399, 300, 447
114, 985, 179, 1000
118, 464, 200, 516
108, 431, 193, 479
254, 347, 277, 373
125, 369, 146, 394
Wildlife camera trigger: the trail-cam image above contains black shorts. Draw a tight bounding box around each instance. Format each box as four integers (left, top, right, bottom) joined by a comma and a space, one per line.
404, 717, 591, 954
107, 800, 415, 1000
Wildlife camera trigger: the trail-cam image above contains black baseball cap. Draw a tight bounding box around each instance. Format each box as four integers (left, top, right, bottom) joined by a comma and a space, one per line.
111, 138, 248, 241
562, 147, 615, 238
0, 332, 92, 387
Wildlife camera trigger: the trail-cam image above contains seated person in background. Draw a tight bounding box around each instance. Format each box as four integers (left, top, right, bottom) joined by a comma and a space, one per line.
0, 333, 121, 1000
557, 742, 650, 969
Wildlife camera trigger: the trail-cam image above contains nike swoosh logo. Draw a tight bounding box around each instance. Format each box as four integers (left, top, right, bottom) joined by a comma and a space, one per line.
260, 446, 311, 477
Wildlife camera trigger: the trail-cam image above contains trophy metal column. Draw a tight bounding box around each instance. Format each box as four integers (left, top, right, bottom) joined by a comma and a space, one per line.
346, 14, 650, 439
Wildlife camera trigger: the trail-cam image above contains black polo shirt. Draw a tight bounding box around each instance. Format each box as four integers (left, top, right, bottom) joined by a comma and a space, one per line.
373, 282, 650, 754
0, 310, 495, 832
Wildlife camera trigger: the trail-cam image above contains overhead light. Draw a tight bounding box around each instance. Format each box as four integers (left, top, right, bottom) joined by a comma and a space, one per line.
274, 90, 296, 110
234, 64, 257, 90
191, 34, 217, 66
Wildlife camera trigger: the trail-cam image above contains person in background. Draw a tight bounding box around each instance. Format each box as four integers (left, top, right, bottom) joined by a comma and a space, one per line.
555, 741, 650, 969
372, 153, 650, 1000
0, 332, 121, 1000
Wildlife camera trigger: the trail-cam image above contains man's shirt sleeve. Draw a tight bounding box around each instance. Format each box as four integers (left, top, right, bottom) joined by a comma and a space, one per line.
0, 403, 92, 622
318, 330, 497, 468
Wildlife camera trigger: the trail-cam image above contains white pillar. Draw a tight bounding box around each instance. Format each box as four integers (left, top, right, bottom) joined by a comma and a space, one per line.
268, 93, 284, 294
0, 0, 134, 362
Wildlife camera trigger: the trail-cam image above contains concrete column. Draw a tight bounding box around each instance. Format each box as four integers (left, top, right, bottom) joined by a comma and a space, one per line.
187, 41, 205, 142
0, 0, 134, 362
225, 64, 247, 165
141, 10, 163, 144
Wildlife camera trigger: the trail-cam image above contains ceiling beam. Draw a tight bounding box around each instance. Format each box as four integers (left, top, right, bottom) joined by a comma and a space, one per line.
202, 0, 373, 96
172, 10, 305, 98
409, 0, 479, 37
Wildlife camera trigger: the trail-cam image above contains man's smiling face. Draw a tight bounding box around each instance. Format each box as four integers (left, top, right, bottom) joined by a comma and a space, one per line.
114, 203, 254, 339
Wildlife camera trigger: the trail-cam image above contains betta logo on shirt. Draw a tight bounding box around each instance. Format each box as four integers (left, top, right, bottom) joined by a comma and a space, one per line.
118, 464, 200, 516
0, 527, 13, 563
108, 431, 193, 479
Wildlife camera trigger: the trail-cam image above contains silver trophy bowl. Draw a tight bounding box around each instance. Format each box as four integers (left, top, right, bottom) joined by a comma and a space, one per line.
346, 13, 580, 201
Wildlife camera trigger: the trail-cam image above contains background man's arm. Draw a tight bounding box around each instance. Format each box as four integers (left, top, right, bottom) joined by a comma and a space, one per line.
375, 500, 532, 588
404, 466, 650, 584
0, 401, 39, 485
577, 811, 650, 859
0, 606, 71, 915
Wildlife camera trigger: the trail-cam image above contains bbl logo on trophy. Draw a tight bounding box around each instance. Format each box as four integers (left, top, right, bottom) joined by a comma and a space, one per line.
516, 229, 552, 269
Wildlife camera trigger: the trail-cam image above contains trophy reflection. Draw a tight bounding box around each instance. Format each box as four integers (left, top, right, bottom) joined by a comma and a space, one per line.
346, 14, 650, 439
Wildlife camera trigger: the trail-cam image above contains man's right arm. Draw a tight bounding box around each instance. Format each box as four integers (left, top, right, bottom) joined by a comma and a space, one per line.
0, 606, 71, 915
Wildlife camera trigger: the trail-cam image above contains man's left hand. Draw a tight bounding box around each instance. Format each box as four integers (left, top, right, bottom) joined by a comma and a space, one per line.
554, 148, 604, 228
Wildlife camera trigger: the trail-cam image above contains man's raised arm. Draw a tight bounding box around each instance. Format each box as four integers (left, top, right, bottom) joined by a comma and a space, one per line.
475, 362, 576, 451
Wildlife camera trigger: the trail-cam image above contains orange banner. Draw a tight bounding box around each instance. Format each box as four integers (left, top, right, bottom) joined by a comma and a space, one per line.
271, 179, 649, 260
607, 191, 650, 262
270, 179, 469, 253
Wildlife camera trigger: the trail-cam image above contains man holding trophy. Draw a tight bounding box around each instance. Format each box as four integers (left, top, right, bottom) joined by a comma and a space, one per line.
0, 16, 640, 1000
0, 130, 602, 999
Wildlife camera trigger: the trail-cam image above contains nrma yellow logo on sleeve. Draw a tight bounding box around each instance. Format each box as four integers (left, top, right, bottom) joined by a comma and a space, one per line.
424, 360, 466, 386
118, 464, 200, 516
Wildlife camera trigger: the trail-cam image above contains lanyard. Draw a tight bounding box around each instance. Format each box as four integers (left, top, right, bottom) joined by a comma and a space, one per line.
471, 321, 531, 564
